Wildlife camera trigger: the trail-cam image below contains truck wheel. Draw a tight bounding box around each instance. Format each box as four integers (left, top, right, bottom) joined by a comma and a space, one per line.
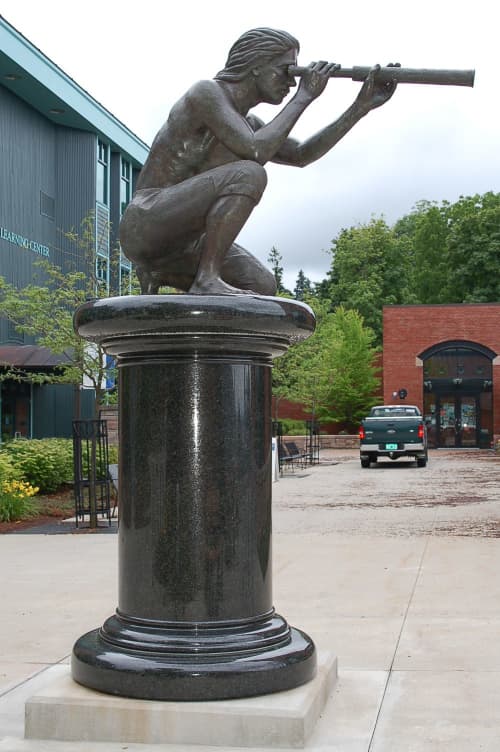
361, 458, 370, 468
416, 457, 427, 468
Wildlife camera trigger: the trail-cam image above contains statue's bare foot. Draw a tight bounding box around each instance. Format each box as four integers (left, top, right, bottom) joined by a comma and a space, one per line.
188, 277, 254, 295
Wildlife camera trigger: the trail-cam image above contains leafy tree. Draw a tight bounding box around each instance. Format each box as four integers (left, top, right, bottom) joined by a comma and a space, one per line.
0, 215, 120, 414
326, 218, 413, 343
316, 307, 380, 427
271, 297, 328, 420
272, 302, 379, 429
395, 201, 449, 304
393, 192, 500, 304
444, 192, 500, 302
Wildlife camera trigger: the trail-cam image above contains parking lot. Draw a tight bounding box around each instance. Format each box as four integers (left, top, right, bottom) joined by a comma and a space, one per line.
274, 448, 500, 538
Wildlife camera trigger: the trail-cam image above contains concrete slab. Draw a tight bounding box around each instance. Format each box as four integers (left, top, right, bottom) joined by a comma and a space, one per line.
0, 535, 117, 670
0, 664, 51, 695
274, 533, 426, 619
394, 616, 500, 670
370, 670, 500, 751
305, 618, 404, 671
25, 655, 337, 747
409, 537, 500, 617
306, 669, 388, 751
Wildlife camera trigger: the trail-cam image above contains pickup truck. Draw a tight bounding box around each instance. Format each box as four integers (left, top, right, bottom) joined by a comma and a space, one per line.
359, 405, 428, 468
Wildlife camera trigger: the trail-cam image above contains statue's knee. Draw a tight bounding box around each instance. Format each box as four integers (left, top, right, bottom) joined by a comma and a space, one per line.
240, 161, 268, 197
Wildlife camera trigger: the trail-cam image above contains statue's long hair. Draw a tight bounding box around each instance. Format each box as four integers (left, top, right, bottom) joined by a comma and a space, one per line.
215, 28, 299, 82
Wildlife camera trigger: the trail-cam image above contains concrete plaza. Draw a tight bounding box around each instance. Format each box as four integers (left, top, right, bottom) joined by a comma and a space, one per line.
1, 449, 500, 750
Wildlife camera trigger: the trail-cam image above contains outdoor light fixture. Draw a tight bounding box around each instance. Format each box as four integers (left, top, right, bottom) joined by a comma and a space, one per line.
4, 73, 22, 80
49, 108, 65, 115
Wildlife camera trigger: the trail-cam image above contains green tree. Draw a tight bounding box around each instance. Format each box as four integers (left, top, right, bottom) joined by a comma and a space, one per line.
444, 192, 500, 302
316, 307, 380, 427
271, 297, 328, 420
395, 201, 449, 304
272, 302, 380, 429
326, 217, 413, 343
0, 215, 120, 414
293, 269, 313, 301
267, 246, 291, 295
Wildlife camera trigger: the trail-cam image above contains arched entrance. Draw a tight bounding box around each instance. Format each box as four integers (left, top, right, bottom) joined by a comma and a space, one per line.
420, 341, 495, 448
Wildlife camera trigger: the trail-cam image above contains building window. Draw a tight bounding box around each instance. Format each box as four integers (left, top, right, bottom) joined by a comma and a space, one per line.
96, 255, 109, 290
40, 191, 55, 220
120, 158, 131, 217
97, 140, 109, 206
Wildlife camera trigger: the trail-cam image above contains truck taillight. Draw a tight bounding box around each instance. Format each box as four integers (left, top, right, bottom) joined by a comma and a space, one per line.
359, 426, 366, 440
418, 424, 425, 439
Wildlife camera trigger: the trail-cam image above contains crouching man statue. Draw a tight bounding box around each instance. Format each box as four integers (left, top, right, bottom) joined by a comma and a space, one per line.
119, 27, 398, 295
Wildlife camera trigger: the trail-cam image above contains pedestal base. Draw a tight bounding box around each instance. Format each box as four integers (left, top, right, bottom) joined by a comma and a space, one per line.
72, 611, 316, 701
72, 294, 317, 702
27, 654, 337, 748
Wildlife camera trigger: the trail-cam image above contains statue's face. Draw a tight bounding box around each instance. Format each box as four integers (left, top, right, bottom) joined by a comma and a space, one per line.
254, 49, 298, 104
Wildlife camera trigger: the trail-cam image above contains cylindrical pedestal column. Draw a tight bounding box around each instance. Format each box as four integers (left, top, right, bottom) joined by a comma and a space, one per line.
71, 295, 316, 700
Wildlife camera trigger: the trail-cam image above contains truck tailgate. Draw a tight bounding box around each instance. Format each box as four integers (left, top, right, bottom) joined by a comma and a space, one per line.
362, 418, 422, 445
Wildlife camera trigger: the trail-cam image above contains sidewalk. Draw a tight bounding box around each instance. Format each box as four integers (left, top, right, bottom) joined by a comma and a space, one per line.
1, 450, 500, 750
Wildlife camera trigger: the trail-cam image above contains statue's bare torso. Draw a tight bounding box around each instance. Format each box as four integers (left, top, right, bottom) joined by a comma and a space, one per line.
136, 82, 261, 191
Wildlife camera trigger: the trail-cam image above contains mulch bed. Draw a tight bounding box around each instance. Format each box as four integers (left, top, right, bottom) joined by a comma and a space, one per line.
0, 514, 65, 534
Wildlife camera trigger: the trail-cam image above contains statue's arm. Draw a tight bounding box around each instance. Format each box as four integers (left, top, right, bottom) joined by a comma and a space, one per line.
272, 100, 370, 167
272, 65, 398, 167
189, 70, 331, 164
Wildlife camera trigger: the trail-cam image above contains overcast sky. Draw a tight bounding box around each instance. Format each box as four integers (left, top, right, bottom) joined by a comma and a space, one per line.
2, 0, 499, 290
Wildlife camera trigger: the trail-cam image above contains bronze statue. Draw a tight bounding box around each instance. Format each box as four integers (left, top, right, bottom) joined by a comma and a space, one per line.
119, 28, 401, 296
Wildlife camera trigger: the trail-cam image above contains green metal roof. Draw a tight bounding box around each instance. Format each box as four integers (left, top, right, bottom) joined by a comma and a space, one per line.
0, 15, 149, 168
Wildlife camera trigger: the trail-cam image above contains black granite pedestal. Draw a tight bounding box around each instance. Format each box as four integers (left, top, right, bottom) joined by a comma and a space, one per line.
71, 294, 316, 701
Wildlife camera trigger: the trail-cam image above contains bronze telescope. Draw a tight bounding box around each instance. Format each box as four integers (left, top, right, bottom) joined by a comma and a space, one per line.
288, 65, 475, 88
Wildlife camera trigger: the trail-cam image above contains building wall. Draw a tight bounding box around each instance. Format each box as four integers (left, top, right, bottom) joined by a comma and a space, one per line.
0, 85, 97, 329
383, 304, 500, 436
0, 87, 57, 291
54, 127, 96, 272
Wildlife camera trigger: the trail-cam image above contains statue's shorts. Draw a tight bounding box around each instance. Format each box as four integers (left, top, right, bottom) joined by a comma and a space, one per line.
119, 160, 275, 293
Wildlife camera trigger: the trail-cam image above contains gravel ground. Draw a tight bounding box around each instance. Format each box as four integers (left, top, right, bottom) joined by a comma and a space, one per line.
273, 448, 500, 538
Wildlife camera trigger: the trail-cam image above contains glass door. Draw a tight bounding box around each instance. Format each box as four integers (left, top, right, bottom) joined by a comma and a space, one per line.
437, 395, 478, 447
459, 396, 477, 447
438, 396, 458, 447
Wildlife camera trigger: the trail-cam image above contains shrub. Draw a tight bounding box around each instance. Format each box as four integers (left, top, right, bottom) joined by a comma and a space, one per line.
0, 453, 17, 485
0, 438, 118, 494
278, 419, 307, 436
108, 445, 118, 464
0, 479, 39, 522
1, 439, 73, 493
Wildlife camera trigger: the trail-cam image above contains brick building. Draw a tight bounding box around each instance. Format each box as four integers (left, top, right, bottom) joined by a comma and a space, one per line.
383, 304, 500, 448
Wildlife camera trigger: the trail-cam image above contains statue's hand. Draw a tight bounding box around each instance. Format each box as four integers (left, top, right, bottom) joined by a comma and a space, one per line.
356, 63, 400, 111
297, 61, 340, 101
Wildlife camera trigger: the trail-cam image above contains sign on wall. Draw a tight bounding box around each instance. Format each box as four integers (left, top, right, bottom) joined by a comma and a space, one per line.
0, 226, 50, 258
